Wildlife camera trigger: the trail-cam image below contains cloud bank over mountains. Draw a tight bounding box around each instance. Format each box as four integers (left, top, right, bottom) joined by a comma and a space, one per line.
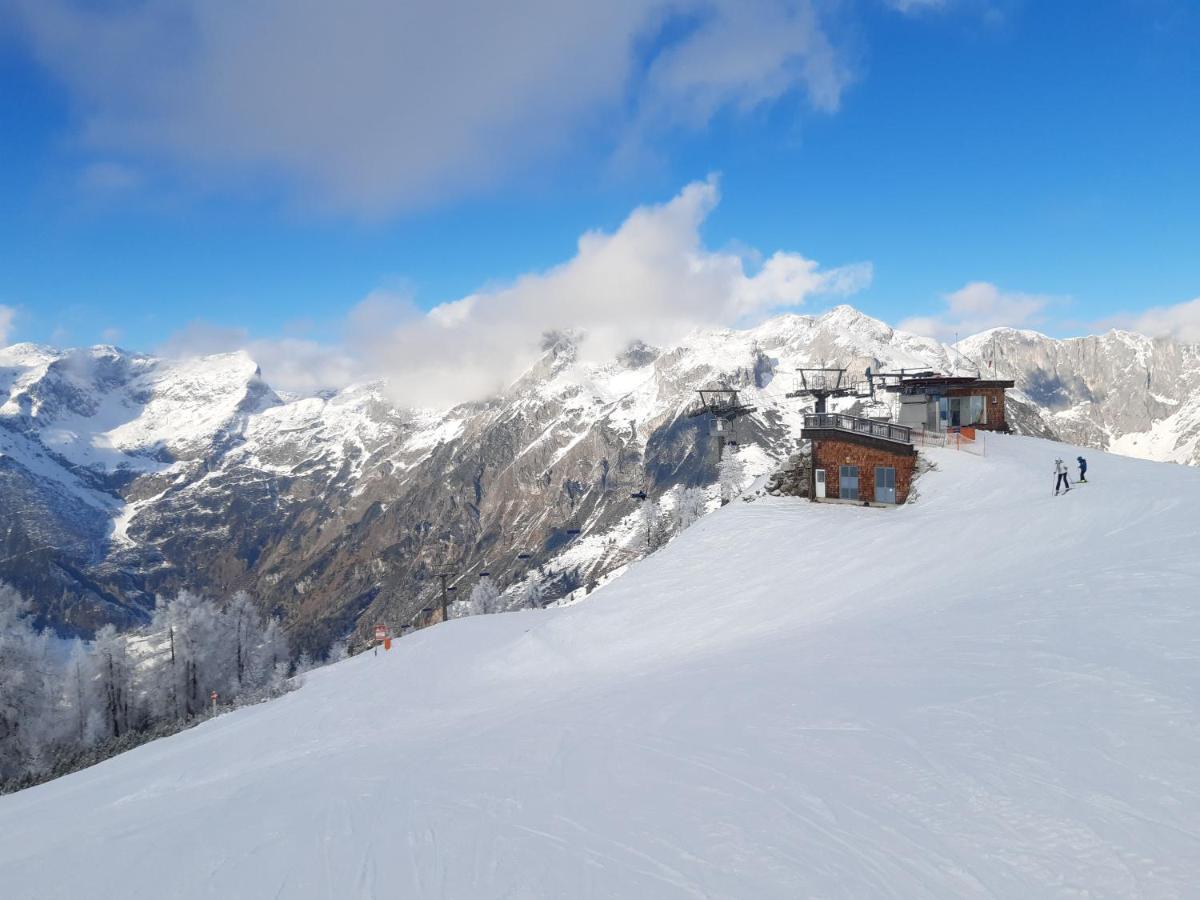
350, 177, 871, 407
899, 282, 1056, 341
160, 178, 871, 406
1120, 298, 1200, 345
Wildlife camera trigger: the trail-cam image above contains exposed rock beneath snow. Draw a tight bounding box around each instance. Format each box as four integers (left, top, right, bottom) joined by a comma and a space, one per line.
765, 449, 811, 498
3, 307, 1198, 647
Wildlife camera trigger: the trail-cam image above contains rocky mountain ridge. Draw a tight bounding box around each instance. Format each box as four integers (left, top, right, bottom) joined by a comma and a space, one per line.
3, 306, 1196, 649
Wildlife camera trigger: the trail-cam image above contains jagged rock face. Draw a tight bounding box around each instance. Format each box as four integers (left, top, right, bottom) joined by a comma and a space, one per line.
958, 329, 1200, 463
2, 308, 1197, 648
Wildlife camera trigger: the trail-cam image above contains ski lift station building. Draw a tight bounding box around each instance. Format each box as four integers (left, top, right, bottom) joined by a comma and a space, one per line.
801, 413, 917, 505
800, 376, 1015, 505
885, 374, 1016, 433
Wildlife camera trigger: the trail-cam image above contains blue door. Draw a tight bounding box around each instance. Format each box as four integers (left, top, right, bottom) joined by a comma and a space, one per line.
874, 466, 896, 503
839, 465, 859, 500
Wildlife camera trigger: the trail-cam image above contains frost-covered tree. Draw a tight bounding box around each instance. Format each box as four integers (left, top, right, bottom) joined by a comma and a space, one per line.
257, 616, 290, 692
465, 578, 502, 615
521, 580, 545, 610
294, 650, 315, 676
448, 577, 503, 617
674, 486, 709, 531
225, 591, 259, 690
638, 495, 658, 551
718, 448, 747, 505
327, 639, 349, 663
92, 625, 133, 741
1, 585, 298, 789
62, 638, 103, 749
146, 590, 275, 720
148, 592, 220, 720
0, 584, 58, 780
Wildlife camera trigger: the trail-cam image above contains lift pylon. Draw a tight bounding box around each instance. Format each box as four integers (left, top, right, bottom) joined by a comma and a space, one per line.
786, 368, 869, 413
686, 385, 757, 459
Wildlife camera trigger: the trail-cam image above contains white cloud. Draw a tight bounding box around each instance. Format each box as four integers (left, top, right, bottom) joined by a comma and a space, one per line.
899, 281, 1053, 340
349, 177, 869, 407
243, 338, 361, 397
1120, 297, 1200, 344
884, 0, 949, 13
154, 181, 868, 403
12, 0, 855, 216
154, 179, 869, 404
0, 305, 16, 345
158, 321, 361, 396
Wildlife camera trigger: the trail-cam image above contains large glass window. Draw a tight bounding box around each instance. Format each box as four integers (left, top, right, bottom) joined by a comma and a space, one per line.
942, 395, 988, 428
839, 465, 859, 500
971, 395, 987, 425
874, 466, 896, 503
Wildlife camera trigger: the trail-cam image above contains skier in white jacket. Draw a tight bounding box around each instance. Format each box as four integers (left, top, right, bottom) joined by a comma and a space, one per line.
1054, 458, 1070, 495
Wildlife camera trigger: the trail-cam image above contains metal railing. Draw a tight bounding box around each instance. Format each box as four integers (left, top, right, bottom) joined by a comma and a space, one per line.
909, 426, 947, 447
802, 413, 912, 445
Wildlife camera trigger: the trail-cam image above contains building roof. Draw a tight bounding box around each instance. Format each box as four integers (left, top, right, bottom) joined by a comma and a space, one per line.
883, 375, 1015, 394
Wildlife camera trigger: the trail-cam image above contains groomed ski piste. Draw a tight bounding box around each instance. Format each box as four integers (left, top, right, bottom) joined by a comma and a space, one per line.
2, 434, 1199, 898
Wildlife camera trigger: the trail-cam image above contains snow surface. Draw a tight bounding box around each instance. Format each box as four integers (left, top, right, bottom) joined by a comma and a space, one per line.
3, 435, 1200, 898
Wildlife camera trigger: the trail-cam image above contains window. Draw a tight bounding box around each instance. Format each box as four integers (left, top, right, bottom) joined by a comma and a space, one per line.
943, 395, 988, 428
874, 466, 896, 504
839, 465, 859, 500
968, 395, 987, 425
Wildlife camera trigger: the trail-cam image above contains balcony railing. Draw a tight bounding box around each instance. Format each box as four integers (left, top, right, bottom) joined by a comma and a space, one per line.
802, 413, 912, 445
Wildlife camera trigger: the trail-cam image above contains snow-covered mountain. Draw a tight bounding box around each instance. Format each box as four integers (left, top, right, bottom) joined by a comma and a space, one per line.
959, 326, 1200, 464
3, 434, 1199, 898
3, 307, 1197, 647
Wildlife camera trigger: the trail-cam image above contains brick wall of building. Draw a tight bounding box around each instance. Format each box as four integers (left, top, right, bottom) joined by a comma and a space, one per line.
813, 438, 916, 504
945, 385, 1009, 432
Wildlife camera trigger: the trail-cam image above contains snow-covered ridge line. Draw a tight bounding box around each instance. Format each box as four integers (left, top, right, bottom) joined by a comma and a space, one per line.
4, 304, 1200, 645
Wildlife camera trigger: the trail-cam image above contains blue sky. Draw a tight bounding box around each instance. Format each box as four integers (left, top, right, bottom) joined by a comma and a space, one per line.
0, 0, 1197, 394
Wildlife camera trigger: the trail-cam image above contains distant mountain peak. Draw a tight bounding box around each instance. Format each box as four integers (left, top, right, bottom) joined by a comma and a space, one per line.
3, 308, 1199, 647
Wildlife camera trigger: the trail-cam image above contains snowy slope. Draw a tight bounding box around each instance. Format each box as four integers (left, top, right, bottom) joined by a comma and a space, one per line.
3, 434, 1199, 898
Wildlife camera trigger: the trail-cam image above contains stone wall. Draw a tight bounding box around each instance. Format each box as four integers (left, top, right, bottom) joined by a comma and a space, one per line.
812, 438, 916, 504
765, 450, 811, 498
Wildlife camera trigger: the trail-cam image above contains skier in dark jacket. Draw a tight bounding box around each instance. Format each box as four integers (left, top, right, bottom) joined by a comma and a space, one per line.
1077, 456, 1088, 483
1054, 458, 1070, 495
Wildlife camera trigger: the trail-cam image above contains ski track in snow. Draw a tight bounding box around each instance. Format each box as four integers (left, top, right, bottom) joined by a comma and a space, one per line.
2, 434, 1200, 898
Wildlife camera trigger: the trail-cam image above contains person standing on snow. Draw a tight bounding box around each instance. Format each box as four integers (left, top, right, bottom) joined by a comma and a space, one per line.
1054, 458, 1070, 495
1077, 456, 1088, 483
